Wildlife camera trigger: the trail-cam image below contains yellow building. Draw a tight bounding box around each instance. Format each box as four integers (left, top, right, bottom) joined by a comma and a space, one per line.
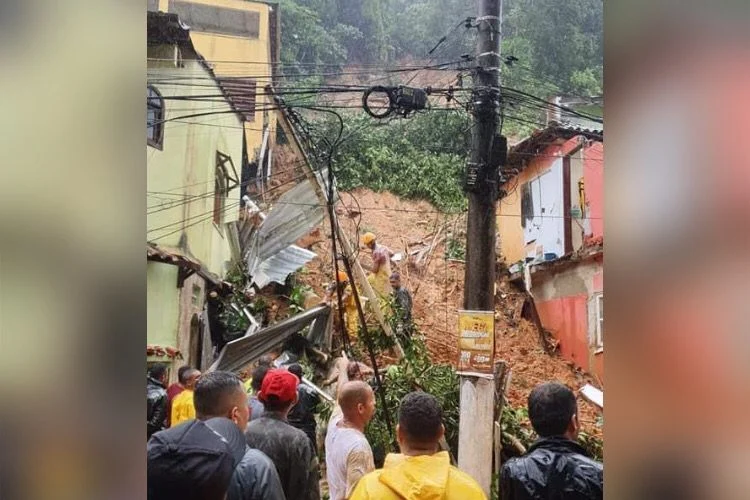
147, 11, 247, 379
149, 0, 280, 193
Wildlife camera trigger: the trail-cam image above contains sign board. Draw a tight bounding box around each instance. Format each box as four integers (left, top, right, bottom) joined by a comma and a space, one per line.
457, 309, 495, 374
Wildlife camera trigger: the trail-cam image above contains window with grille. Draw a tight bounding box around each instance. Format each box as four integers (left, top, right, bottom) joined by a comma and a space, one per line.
147, 86, 164, 149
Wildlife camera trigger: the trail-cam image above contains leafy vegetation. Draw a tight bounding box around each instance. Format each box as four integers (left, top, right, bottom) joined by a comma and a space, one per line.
444, 237, 466, 260
363, 326, 461, 465
317, 111, 471, 212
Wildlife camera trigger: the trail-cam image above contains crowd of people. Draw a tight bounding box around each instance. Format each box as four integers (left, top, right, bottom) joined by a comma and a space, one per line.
147, 232, 602, 499
147, 354, 603, 499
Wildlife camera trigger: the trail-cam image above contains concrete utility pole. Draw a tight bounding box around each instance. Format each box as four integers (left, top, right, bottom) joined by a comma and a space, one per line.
458, 0, 503, 495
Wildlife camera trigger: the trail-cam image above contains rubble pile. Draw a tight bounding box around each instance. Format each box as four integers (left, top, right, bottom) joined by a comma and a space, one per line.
296, 188, 602, 438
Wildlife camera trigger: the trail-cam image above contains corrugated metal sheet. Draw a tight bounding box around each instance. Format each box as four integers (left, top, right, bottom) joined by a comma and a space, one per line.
209, 305, 330, 372
251, 245, 317, 289
245, 172, 329, 286
251, 175, 327, 263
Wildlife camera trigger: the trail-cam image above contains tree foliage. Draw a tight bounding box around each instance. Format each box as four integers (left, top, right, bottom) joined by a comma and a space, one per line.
318, 111, 471, 212
282, 0, 602, 203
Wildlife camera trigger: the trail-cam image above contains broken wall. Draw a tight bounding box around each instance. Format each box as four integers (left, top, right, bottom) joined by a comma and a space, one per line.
530, 258, 603, 380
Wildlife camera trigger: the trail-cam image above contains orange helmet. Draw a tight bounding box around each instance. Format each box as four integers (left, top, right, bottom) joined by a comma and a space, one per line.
362, 232, 376, 246
336, 270, 349, 283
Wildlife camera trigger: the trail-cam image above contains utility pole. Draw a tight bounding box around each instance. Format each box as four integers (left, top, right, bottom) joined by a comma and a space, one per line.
458, 0, 503, 495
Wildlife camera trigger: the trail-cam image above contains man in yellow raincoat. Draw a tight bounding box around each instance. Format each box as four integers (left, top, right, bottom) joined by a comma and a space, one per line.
170, 368, 201, 426
350, 391, 486, 500
362, 232, 393, 300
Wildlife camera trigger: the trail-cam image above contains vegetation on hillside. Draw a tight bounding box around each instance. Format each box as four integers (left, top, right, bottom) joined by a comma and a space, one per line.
281, 0, 602, 207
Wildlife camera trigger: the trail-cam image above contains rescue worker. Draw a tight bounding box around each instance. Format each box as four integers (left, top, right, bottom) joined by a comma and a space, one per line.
326, 270, 361, 342
389, 272, 413, 342
350, 391, 485, 499
362, 232, 393, 299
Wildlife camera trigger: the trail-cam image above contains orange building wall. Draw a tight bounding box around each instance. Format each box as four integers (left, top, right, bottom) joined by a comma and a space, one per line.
536, 294, 591, 372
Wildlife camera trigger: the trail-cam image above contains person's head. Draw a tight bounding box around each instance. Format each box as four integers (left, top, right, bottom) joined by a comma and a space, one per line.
346, 361, 363, 381
147, 420, 235, 500
362, 232, 376, 250
258, 369, 299, 414
527, 382, 579, 440
287, 363, 304, 382
257, 355, 274, 368
396, 392, 444, 455
251, 364, 270, 392
194, 371, 250, 431
389, 272, 401, 290
148, 363, 168, 385
177, 365, 193, 386
336, 270, 349, 284
183, 368, 201, 390
338, 381, 376, 429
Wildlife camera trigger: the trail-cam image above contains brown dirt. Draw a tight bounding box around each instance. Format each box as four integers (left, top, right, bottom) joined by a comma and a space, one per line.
295, 188, 602, 438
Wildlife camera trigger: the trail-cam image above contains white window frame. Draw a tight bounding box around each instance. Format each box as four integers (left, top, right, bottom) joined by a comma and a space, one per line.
594, 292, 603, 352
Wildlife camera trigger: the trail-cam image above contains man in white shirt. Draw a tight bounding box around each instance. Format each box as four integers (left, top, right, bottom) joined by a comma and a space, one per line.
325, 359, 377, 499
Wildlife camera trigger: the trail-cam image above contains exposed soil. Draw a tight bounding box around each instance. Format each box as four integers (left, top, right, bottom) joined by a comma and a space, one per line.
296, 188, 602, 438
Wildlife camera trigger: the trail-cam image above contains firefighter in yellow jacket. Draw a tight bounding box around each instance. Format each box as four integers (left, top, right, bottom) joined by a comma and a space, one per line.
351, 392, 486, 500
325, 271, 363, 342
362, 232, 394, 302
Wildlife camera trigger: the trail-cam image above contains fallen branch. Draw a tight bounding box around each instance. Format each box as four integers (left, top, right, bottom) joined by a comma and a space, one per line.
503, 432, 527, 455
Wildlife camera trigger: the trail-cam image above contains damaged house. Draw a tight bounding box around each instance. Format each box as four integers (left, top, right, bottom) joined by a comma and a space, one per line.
146, 8, 332, 380
498, 124, 604, 380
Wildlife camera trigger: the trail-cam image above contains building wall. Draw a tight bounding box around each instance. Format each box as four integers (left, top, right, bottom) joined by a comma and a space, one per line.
583, 141, 604, 239
147, 49, 244, 371
531, 258, 604, 380
147, 54, 244, 276
499, 136, 583, 264
157, 0, 277, 164
147, 262, 180, 349
569, 147, 585, 250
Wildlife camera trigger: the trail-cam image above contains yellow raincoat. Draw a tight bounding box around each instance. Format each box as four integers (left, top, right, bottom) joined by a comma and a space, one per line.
170, 389, 196, 426
343, 284, 360, 341
350, 451, 486, 500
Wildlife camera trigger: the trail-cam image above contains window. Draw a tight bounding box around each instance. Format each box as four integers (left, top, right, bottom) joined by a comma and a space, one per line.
595, 293, 604, 350
213, 152, 239, 233
521, 181, 533, 229
213, 160, 228, 231
147, 86, 164, 149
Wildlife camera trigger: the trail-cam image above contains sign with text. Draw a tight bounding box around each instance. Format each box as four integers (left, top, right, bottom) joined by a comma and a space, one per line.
457, 309, 495, 374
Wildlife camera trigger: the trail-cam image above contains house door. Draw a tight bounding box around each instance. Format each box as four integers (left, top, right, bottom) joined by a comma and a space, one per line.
189, 314, 203, 370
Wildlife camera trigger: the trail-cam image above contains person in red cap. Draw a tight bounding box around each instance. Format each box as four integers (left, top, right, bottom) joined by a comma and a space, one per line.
244, 368, 320, 500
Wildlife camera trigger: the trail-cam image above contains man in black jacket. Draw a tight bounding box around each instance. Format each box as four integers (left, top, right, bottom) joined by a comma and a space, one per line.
287, 363, 321, 455
147, 363, 169, 438
501, 382, 603, 500
194, 371, 285, 500
246, 369, 320, 500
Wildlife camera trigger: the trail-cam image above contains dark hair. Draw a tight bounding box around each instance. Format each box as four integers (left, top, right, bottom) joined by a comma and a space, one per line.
178, 366, 193, 384
194, 371, 243, 419
287, 363, 303, 380
257, 355, 273, 367
263, 397, 295, 413
398, 392, 442, 444
251, 365, 269, 392
527, 382, 577, 437
148, 363, 168, 380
